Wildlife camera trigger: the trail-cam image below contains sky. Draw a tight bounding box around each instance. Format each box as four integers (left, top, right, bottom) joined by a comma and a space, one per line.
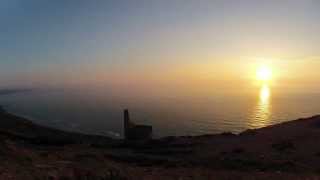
1, 0, 320, 94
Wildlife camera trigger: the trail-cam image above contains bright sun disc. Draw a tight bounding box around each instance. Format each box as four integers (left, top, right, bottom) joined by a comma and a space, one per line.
256, 65, 272, 81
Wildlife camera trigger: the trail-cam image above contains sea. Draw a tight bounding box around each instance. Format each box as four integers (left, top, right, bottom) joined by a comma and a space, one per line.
0, 86, 319, 138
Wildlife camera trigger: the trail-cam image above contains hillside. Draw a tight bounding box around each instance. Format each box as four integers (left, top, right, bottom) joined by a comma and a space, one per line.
1, 107, 320, 179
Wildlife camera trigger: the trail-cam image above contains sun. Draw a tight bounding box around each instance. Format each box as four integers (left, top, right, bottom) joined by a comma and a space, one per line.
256, 65, 272, 81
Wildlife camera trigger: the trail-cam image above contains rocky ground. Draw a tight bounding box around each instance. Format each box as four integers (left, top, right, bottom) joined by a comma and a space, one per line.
1, 107, 320, 179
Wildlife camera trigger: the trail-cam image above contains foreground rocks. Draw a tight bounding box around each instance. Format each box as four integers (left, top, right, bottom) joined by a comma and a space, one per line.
1, 108, 320, 179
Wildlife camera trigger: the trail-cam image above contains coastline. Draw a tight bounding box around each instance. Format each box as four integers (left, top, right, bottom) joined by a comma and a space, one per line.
1, 106, 320, 179
0, 105, 122, 139
2, 104, 319, 139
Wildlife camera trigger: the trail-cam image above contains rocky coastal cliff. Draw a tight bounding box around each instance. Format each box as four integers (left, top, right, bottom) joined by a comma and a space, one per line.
1, 107, 320, 179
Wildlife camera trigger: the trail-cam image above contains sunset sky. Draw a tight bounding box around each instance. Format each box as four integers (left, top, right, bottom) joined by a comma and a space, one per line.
1, 0, 320, 94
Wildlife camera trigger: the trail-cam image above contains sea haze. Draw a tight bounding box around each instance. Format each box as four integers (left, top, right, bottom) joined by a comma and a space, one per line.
0, 88, 320, 138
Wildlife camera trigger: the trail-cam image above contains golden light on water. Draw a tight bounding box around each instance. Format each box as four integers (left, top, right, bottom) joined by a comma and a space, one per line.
249, 84, 271, 129
260, 85, 270, 104
248, 62, 276, 128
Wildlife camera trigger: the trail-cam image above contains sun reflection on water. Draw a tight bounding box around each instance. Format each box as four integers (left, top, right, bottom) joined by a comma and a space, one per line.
249, 84, 271, 129
260, 85, 270, 104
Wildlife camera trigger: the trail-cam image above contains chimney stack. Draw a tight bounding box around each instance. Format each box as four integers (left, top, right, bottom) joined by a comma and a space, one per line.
124, 109, 130, 139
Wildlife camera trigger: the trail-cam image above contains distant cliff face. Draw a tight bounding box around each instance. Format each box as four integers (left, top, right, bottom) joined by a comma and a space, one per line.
0, 88, 31, 96
0, 106, 4, 113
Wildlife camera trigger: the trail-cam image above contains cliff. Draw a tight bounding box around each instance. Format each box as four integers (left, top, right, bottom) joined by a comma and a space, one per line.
1, 107, 320, 179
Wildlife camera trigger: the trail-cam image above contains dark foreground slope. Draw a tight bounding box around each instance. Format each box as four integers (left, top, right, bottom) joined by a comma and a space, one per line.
1, 107, 320, 179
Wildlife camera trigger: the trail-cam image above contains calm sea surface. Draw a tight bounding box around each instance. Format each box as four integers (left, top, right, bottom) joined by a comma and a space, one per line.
1, 87, 319, 138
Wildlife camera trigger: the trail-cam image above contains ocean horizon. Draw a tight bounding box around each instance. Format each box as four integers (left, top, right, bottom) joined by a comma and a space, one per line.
1, 88, 319, 138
